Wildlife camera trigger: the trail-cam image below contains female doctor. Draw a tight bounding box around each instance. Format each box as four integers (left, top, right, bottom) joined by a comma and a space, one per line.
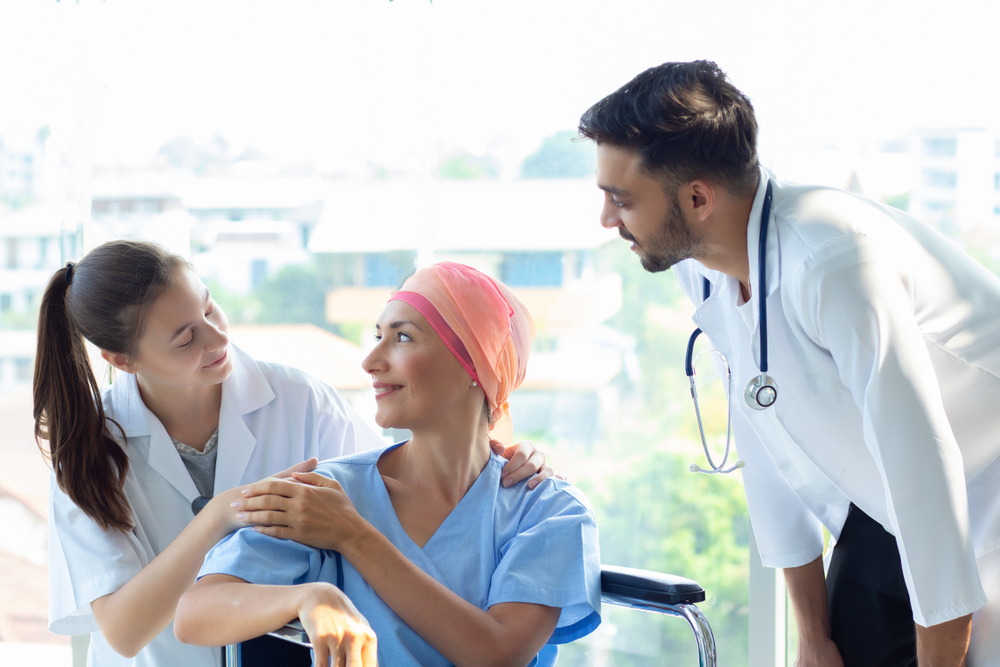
34, 240, 551, 667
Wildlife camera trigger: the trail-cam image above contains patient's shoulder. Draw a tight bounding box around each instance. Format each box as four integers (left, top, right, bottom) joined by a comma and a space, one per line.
494, 459, 596, 526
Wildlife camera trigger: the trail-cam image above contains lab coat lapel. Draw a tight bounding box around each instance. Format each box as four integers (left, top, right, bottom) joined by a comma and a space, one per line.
112, 371, 202, 502
213, 345, 276, 494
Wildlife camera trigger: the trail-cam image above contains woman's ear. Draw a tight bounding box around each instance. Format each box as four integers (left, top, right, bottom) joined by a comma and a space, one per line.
101, 350, 135, 374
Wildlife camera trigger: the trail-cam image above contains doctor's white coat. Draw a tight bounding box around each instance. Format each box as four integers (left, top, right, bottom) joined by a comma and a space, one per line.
674, 168, 1000, 628
48, 345, 384, 667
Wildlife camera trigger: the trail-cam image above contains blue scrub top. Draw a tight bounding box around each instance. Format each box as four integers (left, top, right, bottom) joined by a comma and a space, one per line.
200, 445, 602, 666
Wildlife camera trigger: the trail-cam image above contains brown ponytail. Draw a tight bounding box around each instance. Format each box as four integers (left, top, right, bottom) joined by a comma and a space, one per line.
34, 241, 186, 532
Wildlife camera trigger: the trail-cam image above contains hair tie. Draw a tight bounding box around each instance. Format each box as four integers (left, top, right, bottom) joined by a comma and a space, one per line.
65, 262, 75, 285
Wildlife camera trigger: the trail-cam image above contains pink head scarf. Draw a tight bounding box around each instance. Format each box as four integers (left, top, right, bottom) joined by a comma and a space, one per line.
389, 262, 534, 445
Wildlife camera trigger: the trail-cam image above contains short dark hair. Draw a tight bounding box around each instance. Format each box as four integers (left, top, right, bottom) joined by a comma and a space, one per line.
579, 60, 759, 195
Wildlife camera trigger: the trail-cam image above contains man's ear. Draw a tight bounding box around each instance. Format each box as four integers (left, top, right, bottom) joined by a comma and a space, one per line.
682, 179, 717, 222
101, 349, 135, 374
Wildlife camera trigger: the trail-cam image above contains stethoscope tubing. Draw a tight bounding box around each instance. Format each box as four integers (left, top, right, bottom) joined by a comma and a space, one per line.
684, 179, 775, 474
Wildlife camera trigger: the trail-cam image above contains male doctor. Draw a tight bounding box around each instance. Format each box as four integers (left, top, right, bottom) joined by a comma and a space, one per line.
579, 61, 1000, 667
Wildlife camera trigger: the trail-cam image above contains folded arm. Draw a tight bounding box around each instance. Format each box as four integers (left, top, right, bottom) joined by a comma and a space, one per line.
175, 574, 377, 667
344, 526, 560, 667
236, 472, 565, 667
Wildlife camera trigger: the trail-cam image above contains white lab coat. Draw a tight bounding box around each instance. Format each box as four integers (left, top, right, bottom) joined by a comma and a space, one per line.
674, 168, 1000, 628
48, 344, 384, 667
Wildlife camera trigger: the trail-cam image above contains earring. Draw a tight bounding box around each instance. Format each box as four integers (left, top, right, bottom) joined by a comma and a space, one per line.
471, 380, 478, 387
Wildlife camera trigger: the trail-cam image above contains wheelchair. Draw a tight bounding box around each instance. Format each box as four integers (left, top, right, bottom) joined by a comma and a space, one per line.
225, 564, 716, 666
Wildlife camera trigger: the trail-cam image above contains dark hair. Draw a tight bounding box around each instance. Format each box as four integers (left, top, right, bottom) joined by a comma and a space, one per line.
34, 240, 187, 532
579, 60, 759, 195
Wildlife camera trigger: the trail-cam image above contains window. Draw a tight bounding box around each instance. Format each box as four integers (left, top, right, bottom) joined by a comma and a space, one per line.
0, 294, 10, 312
250, 259, 268, 290
922, 137, 957, 156
995, 174, 999, 191
923, 170, 958, 188
501, 252, 563, 287
15, 358, 32, 383
5, 238, 16, 269
363, 253, 413, 288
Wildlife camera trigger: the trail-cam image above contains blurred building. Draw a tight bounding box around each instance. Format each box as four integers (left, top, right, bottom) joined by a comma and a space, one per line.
0, 129, 46, 206
907, 128, 1000, 237
89, 173, 192, 258
0, 203, 78, 343
181, 176, 324, 294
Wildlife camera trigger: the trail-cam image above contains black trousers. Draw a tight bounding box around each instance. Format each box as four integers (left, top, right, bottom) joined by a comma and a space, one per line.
826, 504, 917, 667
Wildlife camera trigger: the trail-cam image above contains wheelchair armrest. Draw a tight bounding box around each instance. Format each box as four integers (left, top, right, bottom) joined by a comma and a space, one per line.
601, 564, 705, 605
253, 565, 706, 650
267, 619, 310, 646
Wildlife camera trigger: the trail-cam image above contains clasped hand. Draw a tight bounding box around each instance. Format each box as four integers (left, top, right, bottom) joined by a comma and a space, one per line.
230, 439, 555, 550
233, 471, 362, 551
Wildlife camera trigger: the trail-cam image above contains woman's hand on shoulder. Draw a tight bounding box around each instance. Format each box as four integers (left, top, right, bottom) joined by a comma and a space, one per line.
490, 439, 562, 490
210, 458, 320, 534
298, 582, 377, 667
232, 471, 372, 552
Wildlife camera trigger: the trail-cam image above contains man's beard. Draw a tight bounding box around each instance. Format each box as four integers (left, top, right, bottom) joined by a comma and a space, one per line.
626, 193, 699, 273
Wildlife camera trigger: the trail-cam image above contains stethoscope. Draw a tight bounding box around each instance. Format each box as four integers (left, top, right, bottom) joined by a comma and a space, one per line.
684, 179, 777, 475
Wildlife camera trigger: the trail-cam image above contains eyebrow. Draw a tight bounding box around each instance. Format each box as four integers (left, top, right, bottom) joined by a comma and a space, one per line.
598, 184, 629, 197
375, 320, 424, 332
168, 288, 212, 343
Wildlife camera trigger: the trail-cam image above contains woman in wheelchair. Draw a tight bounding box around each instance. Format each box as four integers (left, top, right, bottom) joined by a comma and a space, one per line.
176, 262, 602, 667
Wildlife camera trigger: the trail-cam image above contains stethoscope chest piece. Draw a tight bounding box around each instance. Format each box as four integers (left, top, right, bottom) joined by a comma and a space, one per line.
744, 373, 778, 411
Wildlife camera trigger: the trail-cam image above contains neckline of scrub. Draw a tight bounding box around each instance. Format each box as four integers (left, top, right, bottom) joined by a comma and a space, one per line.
371, 441, 500, 554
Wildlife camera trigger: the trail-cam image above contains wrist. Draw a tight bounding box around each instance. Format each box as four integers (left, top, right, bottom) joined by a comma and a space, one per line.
795, 616, 832, 644
339, 518, 382, 562
203, 490, 241, 538
297, 582, 341, 616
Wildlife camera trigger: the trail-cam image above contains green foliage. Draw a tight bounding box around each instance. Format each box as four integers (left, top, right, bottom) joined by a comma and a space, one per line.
521, 131, 596, 179
206, 280, 262, 325
581, 446, 748, 665
0, 306, 38, 330
0, 193, 34, 210
254, 264, 330, 328
439, 152, 499, 180
881, 191, 910, 212
332, 321, 368, 347
544, 239, 749, 666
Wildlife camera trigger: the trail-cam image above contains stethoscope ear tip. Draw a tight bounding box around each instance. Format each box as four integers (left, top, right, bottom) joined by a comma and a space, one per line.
735, 459, 746, 469
688, 463, 702, 473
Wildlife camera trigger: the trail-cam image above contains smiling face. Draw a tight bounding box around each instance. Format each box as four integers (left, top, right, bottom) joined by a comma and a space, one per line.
125, 267, 234, 388
362, 300, 482, 433
596, 143, 700, 273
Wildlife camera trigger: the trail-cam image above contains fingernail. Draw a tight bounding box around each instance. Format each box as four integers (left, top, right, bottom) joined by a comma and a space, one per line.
241, 488, 250, 495
503, 478, 513, 487
237, 513, 246, 521
231, 502, 240, 509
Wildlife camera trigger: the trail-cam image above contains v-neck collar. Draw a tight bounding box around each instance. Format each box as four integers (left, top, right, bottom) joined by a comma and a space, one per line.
370, 443, 499, 557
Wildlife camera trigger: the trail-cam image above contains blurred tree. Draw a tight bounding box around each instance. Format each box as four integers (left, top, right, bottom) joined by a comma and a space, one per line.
562, 446, 749, 666
205, 280, 261, 325
439, 152, 499, 179
157, 133, 231, 174
254, 264, 329, 328
882, 191, 910, 212
521, 130, 596, 179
